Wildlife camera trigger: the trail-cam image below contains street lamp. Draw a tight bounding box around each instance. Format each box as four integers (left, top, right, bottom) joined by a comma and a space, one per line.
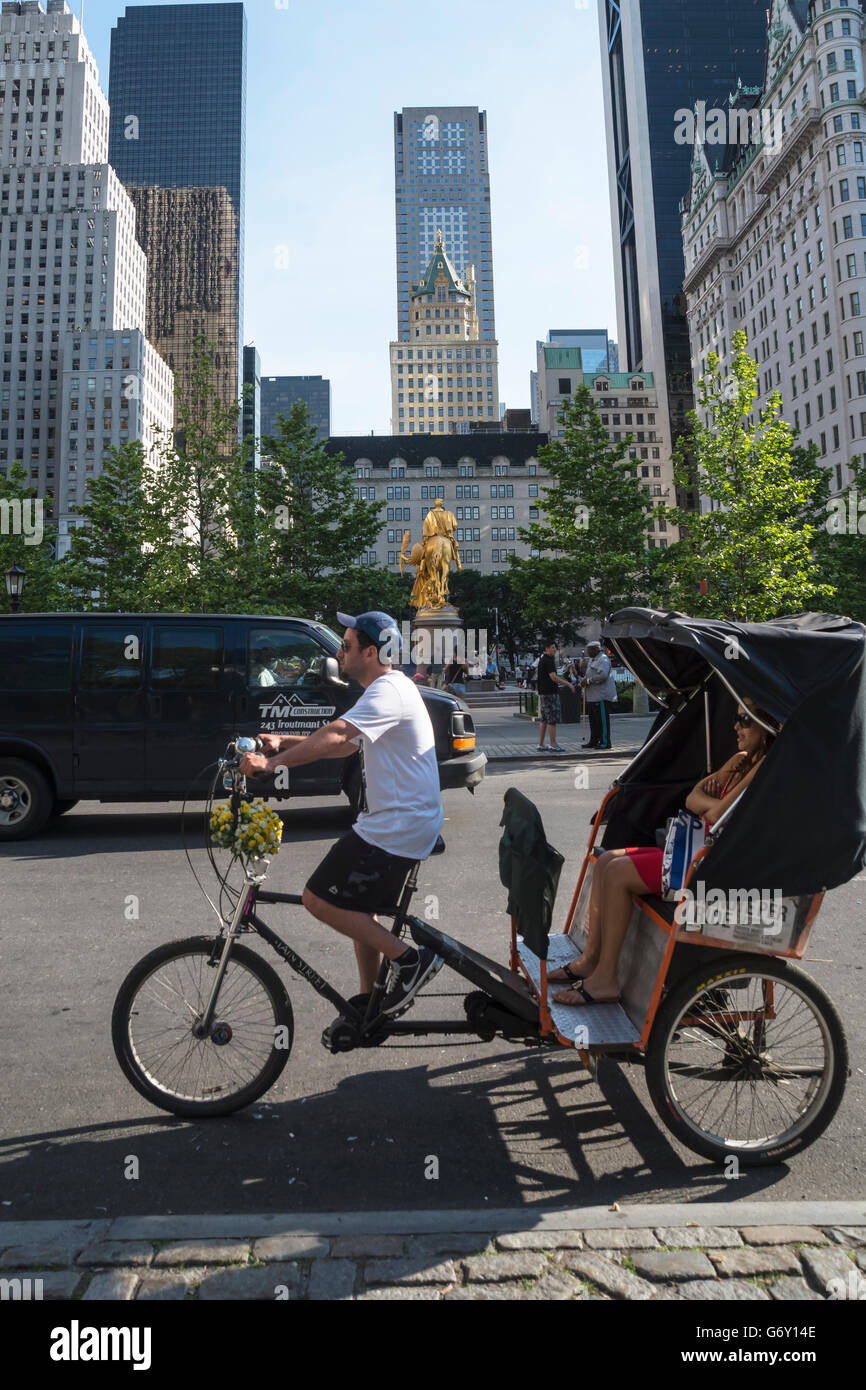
5, 562, 25, 613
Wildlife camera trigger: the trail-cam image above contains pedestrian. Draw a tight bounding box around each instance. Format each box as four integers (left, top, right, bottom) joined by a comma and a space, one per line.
536, 638, 576, 752
443, 658, 469, 696
581, 639, 616, 750
239, 610, 444, 1016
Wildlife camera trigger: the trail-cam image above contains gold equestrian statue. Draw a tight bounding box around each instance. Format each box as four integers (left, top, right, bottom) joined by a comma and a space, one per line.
399, 498, 463, 612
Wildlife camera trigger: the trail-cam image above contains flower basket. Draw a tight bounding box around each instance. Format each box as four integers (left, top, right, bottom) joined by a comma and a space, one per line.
210, 798, 283, 864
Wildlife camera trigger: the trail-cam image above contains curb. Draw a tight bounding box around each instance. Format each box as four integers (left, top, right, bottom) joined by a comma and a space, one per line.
3, 1201, 865, 1243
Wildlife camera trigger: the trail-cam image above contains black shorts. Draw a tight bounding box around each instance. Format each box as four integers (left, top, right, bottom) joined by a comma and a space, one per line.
305, 829, 416, 914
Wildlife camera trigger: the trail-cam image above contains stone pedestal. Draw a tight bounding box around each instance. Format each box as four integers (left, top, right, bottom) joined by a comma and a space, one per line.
410, 606, 468, 670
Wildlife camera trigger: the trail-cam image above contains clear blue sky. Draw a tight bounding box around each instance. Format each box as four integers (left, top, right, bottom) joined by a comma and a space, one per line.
80, 0, 618, 434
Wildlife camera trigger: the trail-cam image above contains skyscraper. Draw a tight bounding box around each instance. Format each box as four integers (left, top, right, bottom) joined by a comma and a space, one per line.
0, 0, 173, 552
394, 106, 495, 342
597, 1, 768, 470
108, 2, 246, 422
261, 376, 331, 443
389, 230, 500, 436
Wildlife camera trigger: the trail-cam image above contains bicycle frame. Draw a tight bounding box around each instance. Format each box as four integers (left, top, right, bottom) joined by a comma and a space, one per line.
198, 856, 491, 1043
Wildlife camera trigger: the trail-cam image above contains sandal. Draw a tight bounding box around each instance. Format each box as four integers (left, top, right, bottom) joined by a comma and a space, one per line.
553, 983, 622, 1007
547, 961, 586, 985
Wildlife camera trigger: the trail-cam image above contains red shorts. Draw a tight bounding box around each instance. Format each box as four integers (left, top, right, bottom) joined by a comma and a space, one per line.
623, 846, 664, 895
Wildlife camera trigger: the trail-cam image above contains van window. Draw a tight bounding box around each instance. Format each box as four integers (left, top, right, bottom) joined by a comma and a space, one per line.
79, 626, 143, 688
249, 628, 327, 689
151, 626, 223, 689
0, 621, 72, 690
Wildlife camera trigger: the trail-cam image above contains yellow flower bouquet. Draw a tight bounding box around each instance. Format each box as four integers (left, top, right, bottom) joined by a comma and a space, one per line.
210, 798, 283, 863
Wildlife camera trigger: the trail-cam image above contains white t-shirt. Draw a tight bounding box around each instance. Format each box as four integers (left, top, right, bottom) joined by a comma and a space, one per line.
344, 670, 444, 859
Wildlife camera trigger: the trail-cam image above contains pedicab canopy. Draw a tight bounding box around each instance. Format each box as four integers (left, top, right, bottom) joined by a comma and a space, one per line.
600, 609, 866, 897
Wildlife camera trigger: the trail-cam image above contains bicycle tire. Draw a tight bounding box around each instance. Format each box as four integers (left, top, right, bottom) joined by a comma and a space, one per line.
112, 935, 294, 1117
645, 953, 849, 1166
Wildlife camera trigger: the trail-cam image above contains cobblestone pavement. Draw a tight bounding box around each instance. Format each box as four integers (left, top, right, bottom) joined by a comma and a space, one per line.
2, 1214, 864, 1301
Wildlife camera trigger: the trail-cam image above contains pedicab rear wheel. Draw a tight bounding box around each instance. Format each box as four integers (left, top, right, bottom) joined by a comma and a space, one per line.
645, 953, 848, 1166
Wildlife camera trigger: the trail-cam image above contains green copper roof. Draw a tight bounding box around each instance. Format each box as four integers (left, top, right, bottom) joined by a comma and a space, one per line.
412, 231, 470, 299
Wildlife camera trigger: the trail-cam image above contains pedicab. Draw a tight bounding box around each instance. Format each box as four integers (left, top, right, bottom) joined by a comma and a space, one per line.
112, 609, 860, 1166
501, 606, 862, 1165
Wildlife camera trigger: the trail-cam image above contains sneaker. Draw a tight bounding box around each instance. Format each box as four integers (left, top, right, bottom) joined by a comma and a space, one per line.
549, 743, 565, 752
380, 945, 444, 1017
535, 744, 547, 752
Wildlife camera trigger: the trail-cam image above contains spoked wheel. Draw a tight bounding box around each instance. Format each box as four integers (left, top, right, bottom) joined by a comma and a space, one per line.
112, 936, 294, 1117
646, 954, 848, 1166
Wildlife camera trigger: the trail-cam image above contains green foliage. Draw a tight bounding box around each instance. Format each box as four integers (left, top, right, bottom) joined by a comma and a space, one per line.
449, 569, 545, 661
250, 403, 384, 590
814, 452, 866, 620
509, 385, 651, 627
0, 461, 58, 612
660, 332, 835, 621
57, 441, 167, 610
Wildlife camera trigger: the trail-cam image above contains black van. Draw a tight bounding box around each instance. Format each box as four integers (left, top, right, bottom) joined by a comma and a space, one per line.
0, 613, 486, 840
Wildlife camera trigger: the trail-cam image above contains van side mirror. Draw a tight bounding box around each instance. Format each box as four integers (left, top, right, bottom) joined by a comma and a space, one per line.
323, 656, 349, 687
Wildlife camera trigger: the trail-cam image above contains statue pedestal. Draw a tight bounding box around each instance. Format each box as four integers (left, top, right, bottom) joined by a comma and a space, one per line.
410, 607, 468, 669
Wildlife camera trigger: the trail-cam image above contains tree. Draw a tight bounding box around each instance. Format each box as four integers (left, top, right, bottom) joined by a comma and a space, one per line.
509, 385, 652, 629
659, 332, 835, 620
241, 401, 386, 613
814, 451, 866, 620
147, 335, 252, 613
449, 569, 543, 664
0, 461, 58, 611
315, 567, 413, 631
56, 442, 172, 610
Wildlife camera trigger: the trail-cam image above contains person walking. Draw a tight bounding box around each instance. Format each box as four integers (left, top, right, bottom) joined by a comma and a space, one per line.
536, 639, 576, 752
581, 639, 616, 750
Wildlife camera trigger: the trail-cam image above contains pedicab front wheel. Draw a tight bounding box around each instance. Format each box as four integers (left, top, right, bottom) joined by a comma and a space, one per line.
645, 953, 848, 1166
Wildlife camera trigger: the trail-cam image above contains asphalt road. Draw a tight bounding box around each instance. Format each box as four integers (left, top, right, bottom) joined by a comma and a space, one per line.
1, 711, 864, 1220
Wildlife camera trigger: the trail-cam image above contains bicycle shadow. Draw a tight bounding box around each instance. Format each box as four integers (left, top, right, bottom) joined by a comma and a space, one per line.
0, 1039, 790, 1223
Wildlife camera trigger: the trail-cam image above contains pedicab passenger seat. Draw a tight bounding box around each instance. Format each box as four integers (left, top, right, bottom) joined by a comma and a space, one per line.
499, 789, 640, 1048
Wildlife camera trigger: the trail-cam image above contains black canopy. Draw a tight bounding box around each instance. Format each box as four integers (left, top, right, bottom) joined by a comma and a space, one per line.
600, 609, 866, 896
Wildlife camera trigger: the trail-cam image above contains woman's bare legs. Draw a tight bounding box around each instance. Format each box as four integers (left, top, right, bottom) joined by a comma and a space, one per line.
553, 852, 648, 1004
549, 849, 630, 982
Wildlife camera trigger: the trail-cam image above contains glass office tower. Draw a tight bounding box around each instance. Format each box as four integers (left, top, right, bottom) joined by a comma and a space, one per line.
599, 1, 768, 468
108, 3, 246, 421
261, 377, 332, 443
394, 106, 495, 342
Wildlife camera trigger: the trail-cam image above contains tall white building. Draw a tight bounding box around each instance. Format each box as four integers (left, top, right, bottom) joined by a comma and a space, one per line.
680, 0, 866, 503
0, 0, 173, 553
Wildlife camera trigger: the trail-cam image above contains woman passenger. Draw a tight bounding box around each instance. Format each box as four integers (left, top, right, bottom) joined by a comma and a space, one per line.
548, 698, 780, 1006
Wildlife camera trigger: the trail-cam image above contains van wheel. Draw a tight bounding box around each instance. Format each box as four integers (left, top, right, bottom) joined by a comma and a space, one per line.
0, 759, 54, 840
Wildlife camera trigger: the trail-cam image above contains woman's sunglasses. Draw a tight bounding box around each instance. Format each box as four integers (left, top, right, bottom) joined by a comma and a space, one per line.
734, 710, 753, 728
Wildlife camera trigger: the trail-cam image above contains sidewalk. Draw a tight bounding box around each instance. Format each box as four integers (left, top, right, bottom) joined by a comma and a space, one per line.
3, 1203, 863, 1300
474, 710, 657, 762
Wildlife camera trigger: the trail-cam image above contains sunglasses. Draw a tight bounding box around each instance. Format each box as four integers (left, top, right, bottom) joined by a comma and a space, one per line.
734, 710, 753, 728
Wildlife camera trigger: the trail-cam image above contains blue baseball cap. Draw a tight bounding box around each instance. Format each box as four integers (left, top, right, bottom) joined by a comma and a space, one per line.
337, 610, 402, 663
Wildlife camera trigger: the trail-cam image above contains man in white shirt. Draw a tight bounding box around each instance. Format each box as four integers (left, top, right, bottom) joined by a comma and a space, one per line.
239, 610, 444, 1017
